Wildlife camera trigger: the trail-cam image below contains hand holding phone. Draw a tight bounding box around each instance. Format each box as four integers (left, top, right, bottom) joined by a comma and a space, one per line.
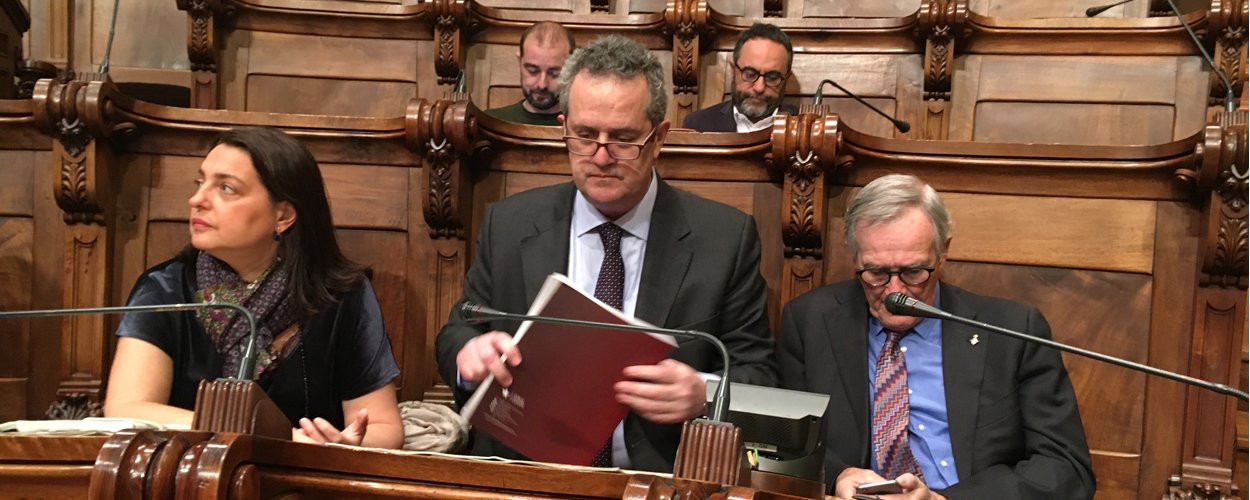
856, 479, 904, 495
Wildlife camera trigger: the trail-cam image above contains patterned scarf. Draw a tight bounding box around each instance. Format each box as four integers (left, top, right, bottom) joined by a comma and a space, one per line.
194, 251, 297, 380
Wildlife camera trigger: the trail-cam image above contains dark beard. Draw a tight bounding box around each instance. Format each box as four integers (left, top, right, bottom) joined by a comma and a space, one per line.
523, 87, 559, 112
731, 89, 780, 123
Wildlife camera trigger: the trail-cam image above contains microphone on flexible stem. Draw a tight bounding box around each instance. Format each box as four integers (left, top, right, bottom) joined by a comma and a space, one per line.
1084, 0, 1135, 17
812, 79, 910, 133
0, 303, 259, 380
459, 301, 733, 422
883, 292, 1249, 401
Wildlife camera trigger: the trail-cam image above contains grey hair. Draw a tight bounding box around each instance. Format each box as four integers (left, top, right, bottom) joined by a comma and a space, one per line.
557, 35, 668, 127
844, 174, 952, 260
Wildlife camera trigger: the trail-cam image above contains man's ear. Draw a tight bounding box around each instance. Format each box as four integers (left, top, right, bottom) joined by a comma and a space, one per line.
558, 114, 565, 125
275, 201, 297, 235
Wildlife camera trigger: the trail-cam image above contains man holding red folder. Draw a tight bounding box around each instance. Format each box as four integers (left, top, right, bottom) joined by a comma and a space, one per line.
435, 35, 777, 472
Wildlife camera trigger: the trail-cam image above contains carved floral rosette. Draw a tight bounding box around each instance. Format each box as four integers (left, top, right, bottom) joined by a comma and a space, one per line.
407, 96, 482, 239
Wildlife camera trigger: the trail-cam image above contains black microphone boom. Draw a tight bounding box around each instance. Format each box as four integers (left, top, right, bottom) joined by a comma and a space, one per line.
0, 303, 260, 380
1084, 0, 1135, 17
458, 301, 733, 422
883, 292, 1248, 401
812, 79, 911, 133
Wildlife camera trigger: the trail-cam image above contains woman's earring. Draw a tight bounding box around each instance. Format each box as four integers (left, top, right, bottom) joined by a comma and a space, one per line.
273, 231, 283, 242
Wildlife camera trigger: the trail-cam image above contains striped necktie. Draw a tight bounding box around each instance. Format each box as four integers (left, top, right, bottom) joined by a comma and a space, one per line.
872, 329, 925, 481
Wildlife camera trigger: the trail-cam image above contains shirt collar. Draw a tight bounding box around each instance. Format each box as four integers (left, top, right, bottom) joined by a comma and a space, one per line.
572, 171, 658, 241
868, 283, 942, 342
731, 104, 776, 133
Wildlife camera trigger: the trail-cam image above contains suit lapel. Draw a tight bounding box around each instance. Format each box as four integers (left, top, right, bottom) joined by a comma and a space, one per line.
938, 283, 985, 481
825, 283, 872, 463
634, 180, 692, 327
519, 185, 575, 304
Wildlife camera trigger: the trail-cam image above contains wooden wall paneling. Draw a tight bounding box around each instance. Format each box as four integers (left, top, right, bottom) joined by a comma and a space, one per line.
969, 0, 1152, 18
0, 151, 34, 422
963, 9, 1204, 55
796, 0, 919, 18
89, 1, 188, 88
949, 55, 1207, 144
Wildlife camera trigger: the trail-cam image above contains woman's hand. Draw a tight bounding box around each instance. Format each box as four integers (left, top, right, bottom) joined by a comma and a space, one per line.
292, 408, 369, 445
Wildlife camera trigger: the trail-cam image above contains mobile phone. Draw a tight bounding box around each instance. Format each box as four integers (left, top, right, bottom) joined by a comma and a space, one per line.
856, 479, 903, 495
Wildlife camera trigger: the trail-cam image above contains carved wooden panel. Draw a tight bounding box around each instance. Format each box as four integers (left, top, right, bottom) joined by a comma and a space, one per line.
951, 55, 1210, 144
970, 0, 1153, 17
798, 0, 919, 17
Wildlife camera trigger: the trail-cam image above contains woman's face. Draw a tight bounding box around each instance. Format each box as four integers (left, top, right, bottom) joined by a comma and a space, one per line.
189, 144, 292, 265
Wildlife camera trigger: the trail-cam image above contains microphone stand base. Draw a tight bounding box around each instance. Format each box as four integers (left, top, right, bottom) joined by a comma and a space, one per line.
191, 379, 291, 440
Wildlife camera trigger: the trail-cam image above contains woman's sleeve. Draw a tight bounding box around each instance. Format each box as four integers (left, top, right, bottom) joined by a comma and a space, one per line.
115, 268, 183, 359
334, 279, 401, 400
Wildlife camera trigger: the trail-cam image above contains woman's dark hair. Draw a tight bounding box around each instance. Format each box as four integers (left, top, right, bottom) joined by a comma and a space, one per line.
188, 126, 364, 318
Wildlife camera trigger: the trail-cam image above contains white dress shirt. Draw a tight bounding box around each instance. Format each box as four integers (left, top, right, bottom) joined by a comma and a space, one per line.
731, 105, 777, 132
567, 172, 658, 467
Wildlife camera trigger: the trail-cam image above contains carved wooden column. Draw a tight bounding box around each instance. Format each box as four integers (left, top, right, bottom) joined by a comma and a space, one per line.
176, 0, 226, 109
763, 0, 783, 17
430, 0, 473, 89
916, 0, 966, 140
1207, 0, 1247, 114
665, 0, 710, 128
1170, 110, 1248, 499
771, 108, 841, 300
30, 76, 134, 417
406, 95, 485, 404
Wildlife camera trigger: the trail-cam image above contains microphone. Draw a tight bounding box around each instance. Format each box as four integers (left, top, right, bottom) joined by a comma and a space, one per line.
883, 292, 1249, 401
458, 301, 734, 422
0, 303, 260, 380
1084, 0, 1135, 17
812, 79, 910, 133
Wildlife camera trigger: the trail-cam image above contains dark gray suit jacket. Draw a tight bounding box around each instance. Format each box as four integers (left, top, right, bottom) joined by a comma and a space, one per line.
436, 179, 778, 472
776, 280, 1094, 499
681, 100, 799, 132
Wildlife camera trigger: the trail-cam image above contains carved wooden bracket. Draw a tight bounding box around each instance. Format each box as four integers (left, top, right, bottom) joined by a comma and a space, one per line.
1166, 474, 1243, 500
407, 95, 484, 239
770, 108, 841, 299
1181, 111, 1249, 288
431, 0, 472, 87
44, 393, 102, 420
591, 0, 611, 13
665, 0, 711, 125
916, 0, 967, 140
15, 60, 58, 100
1208, 0, 1247, 108
176, 0, 229, 109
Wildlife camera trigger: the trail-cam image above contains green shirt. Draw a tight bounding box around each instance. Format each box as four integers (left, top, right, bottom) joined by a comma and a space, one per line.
485, 101, 562, 126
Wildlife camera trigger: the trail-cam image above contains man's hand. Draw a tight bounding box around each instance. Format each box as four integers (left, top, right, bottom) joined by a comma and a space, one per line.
614, 359, 706, 424
293, 408, 369, 446
455, 331, 522, 386
834, 469, 945, 500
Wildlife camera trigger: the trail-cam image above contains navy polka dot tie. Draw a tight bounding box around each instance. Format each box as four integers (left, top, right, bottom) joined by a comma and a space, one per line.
590, 222, 624, 467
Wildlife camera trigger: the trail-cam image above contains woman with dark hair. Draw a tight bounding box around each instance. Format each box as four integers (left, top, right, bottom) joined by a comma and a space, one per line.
103, 127, 404, 448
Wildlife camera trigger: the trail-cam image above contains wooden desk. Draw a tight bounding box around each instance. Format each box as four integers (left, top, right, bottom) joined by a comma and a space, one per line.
0, 434, 108, 499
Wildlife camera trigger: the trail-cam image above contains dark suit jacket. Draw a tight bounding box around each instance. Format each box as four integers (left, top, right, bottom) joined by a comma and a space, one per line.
681, 101, 800, 132
436, 179, 778, 472
776, 280, 1094, 499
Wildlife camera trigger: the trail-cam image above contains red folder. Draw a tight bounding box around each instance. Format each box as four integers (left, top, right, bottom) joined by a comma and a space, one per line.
459, 274, 676, 466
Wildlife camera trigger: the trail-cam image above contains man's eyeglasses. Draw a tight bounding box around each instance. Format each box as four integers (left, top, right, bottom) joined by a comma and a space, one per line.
563, 126, 658, 160
856, 267, 935, 287
732, 62, 788, 88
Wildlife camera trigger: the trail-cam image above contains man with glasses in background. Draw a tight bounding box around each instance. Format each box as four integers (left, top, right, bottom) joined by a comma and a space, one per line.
436, 35, 777, 472
775, 174, 1095, 499
683, 23, 797, 132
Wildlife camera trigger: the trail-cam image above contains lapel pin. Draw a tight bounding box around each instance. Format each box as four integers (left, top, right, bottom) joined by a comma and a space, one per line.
969, 334, 980, 346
